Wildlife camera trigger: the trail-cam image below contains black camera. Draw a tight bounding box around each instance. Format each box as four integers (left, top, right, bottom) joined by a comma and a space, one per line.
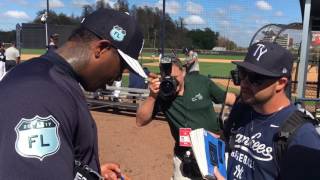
230, 68, 241, 86
159, 55, 178, 101
181, 150, 202, 178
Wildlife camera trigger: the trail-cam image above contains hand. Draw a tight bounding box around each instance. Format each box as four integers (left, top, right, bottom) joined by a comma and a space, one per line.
213, 166, 225, 180
100, 163, 122, 180
148, 73, 161, 98
208, 132, 220, 139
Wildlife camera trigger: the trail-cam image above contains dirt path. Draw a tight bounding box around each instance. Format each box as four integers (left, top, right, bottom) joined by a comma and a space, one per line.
93, 111, 174, 180
21, 54, 40, 60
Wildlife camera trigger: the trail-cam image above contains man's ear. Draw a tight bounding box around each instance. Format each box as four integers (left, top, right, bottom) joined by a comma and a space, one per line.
93, 40, 112, 58
276, 77, 288, 91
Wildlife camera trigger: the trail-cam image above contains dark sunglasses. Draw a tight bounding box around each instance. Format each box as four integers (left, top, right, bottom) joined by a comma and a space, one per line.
238, 67, 278, 86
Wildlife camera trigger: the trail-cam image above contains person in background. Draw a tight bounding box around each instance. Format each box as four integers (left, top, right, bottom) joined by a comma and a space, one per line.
129, 67, 150, 89
112, 77, 122, 102
0, 42, 6, 79
4, 41, 20, 71
0, 9, 147, 180
129, 67, 150, 103
136, 57, 236, 180
47, 33, 59, 51
183, 47, 200, 74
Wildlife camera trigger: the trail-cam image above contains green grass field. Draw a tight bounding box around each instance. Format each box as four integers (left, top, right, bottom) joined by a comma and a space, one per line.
22, 48, 239, 92
22, 48, 237, 77
142, 62, 236, 77
22, 49, 244, 60
21, 49, 46, 54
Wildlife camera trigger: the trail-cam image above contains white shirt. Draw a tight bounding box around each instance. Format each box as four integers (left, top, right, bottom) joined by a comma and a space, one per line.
5, 47, 20, 61
185, 51, 199, 72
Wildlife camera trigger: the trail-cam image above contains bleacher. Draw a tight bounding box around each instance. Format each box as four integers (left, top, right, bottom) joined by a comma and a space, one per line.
85, 86, 150, 112
85, 85, 231, 122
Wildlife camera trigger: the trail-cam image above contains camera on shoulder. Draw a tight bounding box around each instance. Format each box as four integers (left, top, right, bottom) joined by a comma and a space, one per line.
159, 55, 178, 101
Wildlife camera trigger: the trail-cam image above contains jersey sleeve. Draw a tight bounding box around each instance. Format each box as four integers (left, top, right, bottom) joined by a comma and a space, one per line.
0, 84, 77, 179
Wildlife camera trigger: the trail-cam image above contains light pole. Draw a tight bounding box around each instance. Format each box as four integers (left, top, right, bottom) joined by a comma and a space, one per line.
160, 0, 166, 55
41, 0, 50, 48
46, 0, 50, 48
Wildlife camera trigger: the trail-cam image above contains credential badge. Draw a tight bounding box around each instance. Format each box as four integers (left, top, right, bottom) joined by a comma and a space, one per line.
110, 25, 126, 42
15, 115, 60, 161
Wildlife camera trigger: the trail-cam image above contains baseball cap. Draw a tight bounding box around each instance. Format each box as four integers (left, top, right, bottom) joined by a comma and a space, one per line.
182, 47, 194, 55
182, 47, 189, 55
81, 9, 147, 78
50, 33, 59, 39
232, 42, 293, 77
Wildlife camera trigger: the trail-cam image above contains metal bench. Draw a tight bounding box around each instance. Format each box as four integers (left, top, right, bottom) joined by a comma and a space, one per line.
85, 86, 150, 111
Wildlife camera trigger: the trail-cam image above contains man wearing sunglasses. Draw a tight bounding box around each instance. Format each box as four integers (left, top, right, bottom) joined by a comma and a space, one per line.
225, 42, 320, 180
0, 9, 146, 180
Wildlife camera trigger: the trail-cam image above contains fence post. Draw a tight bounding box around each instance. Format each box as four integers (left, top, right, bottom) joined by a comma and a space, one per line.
16, 23, 22, 54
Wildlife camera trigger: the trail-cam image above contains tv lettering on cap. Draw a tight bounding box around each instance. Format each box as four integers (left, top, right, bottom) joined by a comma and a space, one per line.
232, 42, 293, 78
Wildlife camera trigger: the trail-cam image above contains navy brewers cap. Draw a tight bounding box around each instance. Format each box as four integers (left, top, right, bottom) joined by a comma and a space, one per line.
81, 9, 147, 78
232, 42, 293, 77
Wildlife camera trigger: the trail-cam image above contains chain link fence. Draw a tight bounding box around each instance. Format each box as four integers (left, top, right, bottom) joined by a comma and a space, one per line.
16, 0, 320, 103
19, 23, 76, 49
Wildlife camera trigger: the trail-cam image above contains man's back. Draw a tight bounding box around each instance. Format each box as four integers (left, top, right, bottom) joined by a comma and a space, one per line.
5, 46, 19, 61
0, 53, 100, 179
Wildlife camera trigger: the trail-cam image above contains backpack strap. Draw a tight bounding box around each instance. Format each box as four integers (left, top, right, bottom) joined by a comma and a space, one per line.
273, 110, 319, 166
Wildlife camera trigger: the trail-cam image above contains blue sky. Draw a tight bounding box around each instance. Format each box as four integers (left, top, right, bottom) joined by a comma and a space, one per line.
0, 0, 302, 47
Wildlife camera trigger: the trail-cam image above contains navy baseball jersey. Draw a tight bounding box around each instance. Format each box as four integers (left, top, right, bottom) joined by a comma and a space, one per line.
0, 51, 100, 179
227, 103, 320, 180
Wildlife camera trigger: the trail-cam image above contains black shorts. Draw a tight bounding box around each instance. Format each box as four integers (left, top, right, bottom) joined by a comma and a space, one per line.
5, 60, 16, 71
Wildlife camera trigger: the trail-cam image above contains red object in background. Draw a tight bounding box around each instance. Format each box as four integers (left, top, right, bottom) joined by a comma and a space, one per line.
312, 32, 320, 46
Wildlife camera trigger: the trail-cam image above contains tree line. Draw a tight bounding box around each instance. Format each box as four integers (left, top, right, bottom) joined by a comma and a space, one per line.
0, 0, 237, 50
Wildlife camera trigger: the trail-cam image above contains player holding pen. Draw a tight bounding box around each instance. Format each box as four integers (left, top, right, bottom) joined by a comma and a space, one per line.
0, 9, 146, 180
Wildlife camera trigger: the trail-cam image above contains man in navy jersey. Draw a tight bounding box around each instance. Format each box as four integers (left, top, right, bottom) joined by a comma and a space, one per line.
224, 42, 320, 180
0, 9, 147, 180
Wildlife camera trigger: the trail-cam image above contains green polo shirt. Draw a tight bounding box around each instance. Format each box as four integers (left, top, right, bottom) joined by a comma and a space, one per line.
155, 73, 225, 144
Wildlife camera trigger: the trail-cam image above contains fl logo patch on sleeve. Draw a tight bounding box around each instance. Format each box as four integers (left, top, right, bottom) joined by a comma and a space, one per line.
14, 115, 60, 161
